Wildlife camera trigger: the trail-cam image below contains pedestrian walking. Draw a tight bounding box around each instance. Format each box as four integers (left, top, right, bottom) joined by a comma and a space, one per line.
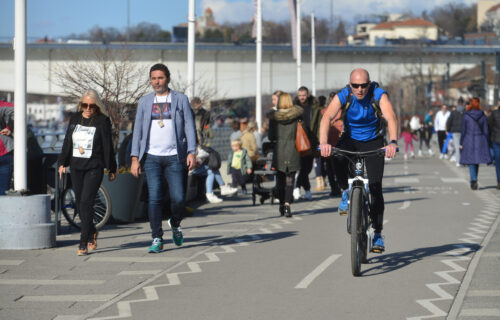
130, 63, 197, 253
322, 91, 342, 197
422, 109, 434, 155
268, 92, 302, 217
400, 124, 418, 160
459, 97, 492, 190
0, 101, 14, 195
227, 139, 253, 194
446, 104, 464, 165
293, 86, 322, 201
58, 89, 117, 255
435, 105, 450, 159
487, 102, 500, 189
240, 119, 259, 162
409, 114, 423, 156
191, 97, 212, 146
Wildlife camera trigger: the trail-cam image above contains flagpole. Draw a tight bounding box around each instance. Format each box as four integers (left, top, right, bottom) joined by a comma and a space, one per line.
311, 12, 316, 96
187, 0, 196, 99
256, 0, 262, 131
296, 0, 301, 89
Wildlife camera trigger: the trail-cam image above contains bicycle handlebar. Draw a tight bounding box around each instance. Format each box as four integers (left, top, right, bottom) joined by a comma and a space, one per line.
317, 145, 398, 157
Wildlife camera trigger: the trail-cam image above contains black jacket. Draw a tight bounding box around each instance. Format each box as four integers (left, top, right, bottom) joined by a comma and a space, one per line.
58, 112, 117, 173
446, 109, 463, 133
488, 108, 500, 144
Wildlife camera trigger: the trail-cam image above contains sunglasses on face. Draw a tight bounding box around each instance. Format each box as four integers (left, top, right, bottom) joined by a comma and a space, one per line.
81, 103, 97, 109
350, 82, 370, 89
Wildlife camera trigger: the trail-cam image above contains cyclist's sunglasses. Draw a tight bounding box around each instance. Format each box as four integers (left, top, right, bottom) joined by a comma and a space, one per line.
81, 103, 97, 109
350, 82, 370, 89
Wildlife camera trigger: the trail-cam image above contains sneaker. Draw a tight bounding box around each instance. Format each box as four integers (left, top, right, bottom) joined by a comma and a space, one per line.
206, 193, 223, 203
168, 219, 184, 246
439, 153, 445, 160
418, 150, 422, 157
372, 233, 385, 253
88, 231, 99, 251
410, 151, 415, 158
148, 238, 163, 253
338, 190, 348, 215
404, 153, 408, 160
428, 149, 434, 156
77, 245, 88, 256
304, 190, 313, 201
220, 185, 238, 196
293, 187, 301, 200
449, 155, 456, 162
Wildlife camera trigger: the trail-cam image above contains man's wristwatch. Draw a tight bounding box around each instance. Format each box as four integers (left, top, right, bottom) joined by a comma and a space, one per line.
390, 139, 398, 146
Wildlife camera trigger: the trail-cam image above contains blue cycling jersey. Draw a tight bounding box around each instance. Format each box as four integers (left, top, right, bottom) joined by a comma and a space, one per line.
337, 86, 386, 141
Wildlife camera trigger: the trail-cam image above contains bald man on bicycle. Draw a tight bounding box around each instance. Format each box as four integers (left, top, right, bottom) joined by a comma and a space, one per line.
319, 68, 398, 252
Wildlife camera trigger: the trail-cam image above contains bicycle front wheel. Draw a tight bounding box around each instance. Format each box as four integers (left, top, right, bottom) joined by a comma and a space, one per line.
350, 187, 363, 276
61, 185, 112, 230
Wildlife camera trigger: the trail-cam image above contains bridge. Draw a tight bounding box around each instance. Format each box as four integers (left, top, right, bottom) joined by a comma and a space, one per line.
0, 42, 499, 100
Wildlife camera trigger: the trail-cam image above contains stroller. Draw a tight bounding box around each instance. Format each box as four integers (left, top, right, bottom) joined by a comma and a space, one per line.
251, 142, 277, 205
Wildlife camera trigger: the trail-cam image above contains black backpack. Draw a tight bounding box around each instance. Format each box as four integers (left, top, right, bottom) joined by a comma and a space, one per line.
337, 81, 385, 137
201, 145, 221, 171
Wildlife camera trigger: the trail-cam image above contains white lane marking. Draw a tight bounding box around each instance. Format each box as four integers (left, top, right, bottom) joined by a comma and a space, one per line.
483, 252, 500, 257
190, 228, 248, 233
117, 270, 162, 276
88, 257, 184, 263
294, 254, 342, 289
0, 260, 24, 266
399, 187, 411, 210
21, 294, 116, 302
467, 290, 500, 297
460, 308, 500, 317
441, 177, 467, 183
394, 177, 419, 184
0, 279, 104, 285
53, 316, 81, 320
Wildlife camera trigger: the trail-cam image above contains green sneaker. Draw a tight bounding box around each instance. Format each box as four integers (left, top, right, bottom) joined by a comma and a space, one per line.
168, 219, 184, 246
148, 238, 163, 253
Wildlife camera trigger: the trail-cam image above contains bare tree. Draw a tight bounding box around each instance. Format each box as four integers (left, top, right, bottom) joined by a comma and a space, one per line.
53, 48, 150, 152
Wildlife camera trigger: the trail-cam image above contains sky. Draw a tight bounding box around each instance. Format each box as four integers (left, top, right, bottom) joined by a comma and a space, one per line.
0, 0, 476, 42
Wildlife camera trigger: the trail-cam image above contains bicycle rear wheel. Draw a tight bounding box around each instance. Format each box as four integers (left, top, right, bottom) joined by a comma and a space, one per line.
61, 185, 112, 230
350, 187, 363, 276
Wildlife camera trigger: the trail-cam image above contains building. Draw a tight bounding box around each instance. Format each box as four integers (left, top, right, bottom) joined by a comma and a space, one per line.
368, 18, 438, 46
478, 0, 500, 31
196, 8, 220, 37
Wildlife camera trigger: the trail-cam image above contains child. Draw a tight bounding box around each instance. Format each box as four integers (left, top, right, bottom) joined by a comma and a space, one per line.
227, 139, 253, 194
400, 124, 418, 160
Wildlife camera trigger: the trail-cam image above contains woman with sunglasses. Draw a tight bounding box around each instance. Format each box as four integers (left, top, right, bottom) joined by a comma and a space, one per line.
58, 89, 117, 255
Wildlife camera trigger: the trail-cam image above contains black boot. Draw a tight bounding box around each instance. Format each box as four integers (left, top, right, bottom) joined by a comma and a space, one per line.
284, 205, 292, 218
471, 181, 478, 190
279, 204, 285, 216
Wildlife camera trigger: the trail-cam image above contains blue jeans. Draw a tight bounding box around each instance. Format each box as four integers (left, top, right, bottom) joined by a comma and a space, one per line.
469, 164, 479, 182
144, 154, 186, 239
492, 142, 500, 183
192, 165, 225, 194
0, 152, 13, 196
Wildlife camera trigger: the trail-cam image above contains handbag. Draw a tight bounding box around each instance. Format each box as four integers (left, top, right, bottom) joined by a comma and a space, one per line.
296, 121, 311, 156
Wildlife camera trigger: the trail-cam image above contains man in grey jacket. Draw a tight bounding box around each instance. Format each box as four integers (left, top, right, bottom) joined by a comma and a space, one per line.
131, 63, 197, 253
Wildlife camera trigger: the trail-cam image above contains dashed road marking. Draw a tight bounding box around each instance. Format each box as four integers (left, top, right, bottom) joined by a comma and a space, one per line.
0, 279, 105, 285
88, 257, 184, 263
117, 270, 162, 276
295, 254, 342, 289
21, 295, 116, 302
0, 260, 24, 266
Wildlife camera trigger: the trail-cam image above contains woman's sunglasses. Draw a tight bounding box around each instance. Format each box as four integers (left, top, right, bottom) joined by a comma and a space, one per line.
81, 103, 97, 109
350, 82, 370, 89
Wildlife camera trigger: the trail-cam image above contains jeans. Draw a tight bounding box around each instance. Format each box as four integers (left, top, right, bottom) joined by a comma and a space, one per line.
451, 133, 461, 162
296, 155, 314, 191
192, 165, 225, 193
144, 154, 186, 239
70, 167, 103, 245
492, 142, 500, 183
469, 164, 479, 182
0, 152, 13, 196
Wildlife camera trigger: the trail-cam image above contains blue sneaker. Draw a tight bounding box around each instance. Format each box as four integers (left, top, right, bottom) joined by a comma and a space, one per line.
148, 238, 163, 253
338, 190, 348, 215
372, 233, 385, 253
168, 219, 184, 246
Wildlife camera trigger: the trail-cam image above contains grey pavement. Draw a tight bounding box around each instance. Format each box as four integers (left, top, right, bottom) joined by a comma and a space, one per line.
0, 145, 499, 320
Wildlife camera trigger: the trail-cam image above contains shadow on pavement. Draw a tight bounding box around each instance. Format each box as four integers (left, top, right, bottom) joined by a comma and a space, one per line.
361, 243, 481, 277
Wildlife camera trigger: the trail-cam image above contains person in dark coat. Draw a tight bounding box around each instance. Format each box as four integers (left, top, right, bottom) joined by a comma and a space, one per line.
487, 103, 500, 189
459, 97, 492, 190
268, 92, 303, 217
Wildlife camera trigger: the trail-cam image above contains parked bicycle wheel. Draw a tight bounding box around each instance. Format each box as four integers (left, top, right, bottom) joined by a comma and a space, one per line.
350, 187, 364, 277
61, 185, 112, 230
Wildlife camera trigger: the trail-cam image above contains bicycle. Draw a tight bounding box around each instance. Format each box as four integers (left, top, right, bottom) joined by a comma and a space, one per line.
329, 146, 387, 276
59, 172, 112, 230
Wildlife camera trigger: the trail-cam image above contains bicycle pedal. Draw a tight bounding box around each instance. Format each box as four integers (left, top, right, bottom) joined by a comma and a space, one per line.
371, 247, 385, 254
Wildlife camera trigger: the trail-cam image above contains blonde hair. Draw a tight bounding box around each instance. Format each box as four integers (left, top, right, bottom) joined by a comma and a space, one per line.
231, 139, 242, 146
77, 89, 107, 116
277, 92, 293, 110
247, 121, 258, 131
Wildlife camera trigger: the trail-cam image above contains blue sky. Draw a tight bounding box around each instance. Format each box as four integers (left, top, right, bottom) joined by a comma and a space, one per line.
0, 0, 475, 42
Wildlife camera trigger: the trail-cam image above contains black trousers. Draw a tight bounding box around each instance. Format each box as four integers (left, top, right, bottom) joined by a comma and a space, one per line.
70, 167, 104, 246
437, 130, 447, 154
231, 168, 249, 190
276, 171, 296, 204
334, 136, 385, 233
296, 155, 314, 191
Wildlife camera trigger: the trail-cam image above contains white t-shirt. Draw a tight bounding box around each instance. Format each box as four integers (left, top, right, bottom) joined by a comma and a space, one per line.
146, 94, 178, 156
72, 124, 96, 158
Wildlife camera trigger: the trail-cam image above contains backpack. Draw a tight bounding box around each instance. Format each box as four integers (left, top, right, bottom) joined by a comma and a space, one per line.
201, 145, 221, 170
337, 81, 385, 137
